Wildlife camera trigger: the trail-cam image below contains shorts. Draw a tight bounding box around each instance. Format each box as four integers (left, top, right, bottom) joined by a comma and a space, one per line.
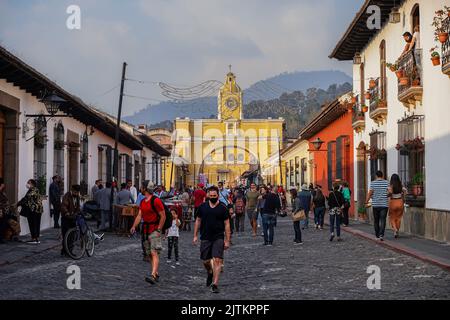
143, 231, 162, 255
246, 208, 258, 220
200, 239, 224, 260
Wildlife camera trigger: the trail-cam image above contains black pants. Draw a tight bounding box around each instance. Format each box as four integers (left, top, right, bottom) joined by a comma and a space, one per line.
52, 203, 61, 227
0, 216, 8, 241
167, 236, 179, 260
27, 213, 42, 239
293, 221, 302, 242
373, 207, 388, 238
61, 216, 76, 252
342, 202, 350, 226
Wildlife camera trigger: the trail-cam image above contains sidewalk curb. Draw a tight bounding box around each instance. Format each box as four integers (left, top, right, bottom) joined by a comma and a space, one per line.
341, 226, 450, 272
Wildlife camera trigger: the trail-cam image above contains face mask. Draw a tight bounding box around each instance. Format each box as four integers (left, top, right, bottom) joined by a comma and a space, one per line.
209, 197, 218, 204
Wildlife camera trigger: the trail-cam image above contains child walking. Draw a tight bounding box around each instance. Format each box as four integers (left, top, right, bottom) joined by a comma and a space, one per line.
166, 209, 181, 265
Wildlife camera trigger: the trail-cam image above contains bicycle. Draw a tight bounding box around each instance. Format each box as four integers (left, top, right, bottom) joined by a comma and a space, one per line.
63, 213, 103, 260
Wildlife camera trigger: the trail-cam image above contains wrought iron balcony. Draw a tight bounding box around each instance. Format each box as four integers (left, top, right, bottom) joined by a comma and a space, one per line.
442, 17, 450, 77
397, 49, 423, 110
352, 109, 365, 133
368, 78, 388, 125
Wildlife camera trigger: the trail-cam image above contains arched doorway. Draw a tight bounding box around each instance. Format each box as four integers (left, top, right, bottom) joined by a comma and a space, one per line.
198, 145, 261, 186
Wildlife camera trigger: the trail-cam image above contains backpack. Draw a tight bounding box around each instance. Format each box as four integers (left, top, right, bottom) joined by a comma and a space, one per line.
150, 196, 173, 232
235, 198, 245, 215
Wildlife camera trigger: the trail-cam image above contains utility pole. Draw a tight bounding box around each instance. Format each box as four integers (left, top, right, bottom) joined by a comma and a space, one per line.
278, 136, 283, 187
110, 61, 127, 232
169, 130, 177, 190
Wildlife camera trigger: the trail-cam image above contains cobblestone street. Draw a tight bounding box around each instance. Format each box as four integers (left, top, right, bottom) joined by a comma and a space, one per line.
1, 218, 449, 300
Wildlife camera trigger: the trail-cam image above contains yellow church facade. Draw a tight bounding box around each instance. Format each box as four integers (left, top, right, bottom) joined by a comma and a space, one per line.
168, 71, 285, 188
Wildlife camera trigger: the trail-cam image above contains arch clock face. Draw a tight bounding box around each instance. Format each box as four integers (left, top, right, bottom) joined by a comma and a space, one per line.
225, 97, 238, 110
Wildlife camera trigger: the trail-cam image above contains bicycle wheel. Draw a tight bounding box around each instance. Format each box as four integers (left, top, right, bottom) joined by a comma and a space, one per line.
64, 227, 86, 260
85, 229, 95, 257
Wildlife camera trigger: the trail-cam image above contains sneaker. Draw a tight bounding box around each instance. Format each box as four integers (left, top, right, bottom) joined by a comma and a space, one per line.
210, 284, 220, 293
315, 224, 319, 229
394, 231, 399, 238
176, 261, 180, 266
206, 272, 213, 287
379, 236, 384, 241
26, 240, 38, 245
294, 241, 303, 245
329, 234, 335, 242
145, 275, 157, 285
166, 259, 172, 264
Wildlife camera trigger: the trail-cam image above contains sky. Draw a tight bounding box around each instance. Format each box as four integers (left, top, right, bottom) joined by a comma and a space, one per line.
0, 0, 364, 116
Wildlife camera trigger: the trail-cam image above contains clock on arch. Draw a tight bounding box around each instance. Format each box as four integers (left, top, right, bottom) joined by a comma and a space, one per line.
225, 97, 238, 110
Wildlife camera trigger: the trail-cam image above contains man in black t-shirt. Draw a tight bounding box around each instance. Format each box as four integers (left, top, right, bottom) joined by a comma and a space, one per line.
193, 186, 231, 294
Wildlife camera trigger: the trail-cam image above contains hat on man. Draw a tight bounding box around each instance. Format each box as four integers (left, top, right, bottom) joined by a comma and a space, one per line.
301, 184, 309, 191
198, 183, 204, 188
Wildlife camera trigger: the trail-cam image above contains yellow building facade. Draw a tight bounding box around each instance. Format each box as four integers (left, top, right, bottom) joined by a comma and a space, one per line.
169, 71, 284, 188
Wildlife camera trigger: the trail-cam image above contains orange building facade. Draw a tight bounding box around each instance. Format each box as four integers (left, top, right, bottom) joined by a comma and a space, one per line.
300, 96, 355, 217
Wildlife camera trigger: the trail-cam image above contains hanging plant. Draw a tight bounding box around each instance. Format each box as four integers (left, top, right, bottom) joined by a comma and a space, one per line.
399, 77, 409, 86
386, 63, 398, 72
395, 69, 404, 79
430, 46, 441, 66
34, 134, 46, 149
432, 10, 447, 43
361, 105, 368, 113
369, 79, 376, 89
54, 139, 65, 150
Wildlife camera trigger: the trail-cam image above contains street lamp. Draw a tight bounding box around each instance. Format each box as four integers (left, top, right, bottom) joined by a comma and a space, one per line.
353, 52, 362, 65
311, 137, 325, 151
40, 93, 66, 116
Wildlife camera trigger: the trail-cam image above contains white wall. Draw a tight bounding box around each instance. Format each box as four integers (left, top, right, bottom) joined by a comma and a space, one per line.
352, 0, 450, 210
0, 79, 136, 235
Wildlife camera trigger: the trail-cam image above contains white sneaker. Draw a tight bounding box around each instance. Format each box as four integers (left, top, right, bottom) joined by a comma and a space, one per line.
167, 260, 172, 263
176, 261, 180, 266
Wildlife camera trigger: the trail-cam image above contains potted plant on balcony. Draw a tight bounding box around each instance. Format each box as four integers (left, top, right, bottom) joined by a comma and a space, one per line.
369, 79, 377, 89
410, 173, 424, 197
399, 76, 409, 86
364, 91, 371, 100
361, 104, 368, 113
430, 46, 441, 66
34, 133, 47, 149
433, 10, 448, 44
395, 68, 404, 79
386, 63, 398, 72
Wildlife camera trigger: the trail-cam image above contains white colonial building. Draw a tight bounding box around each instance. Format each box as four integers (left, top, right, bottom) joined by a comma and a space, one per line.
330, 0, 450, 242
0, 45, 169, 235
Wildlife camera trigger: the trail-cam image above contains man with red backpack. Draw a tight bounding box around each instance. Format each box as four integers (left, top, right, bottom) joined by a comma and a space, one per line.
130, 185, 168, 285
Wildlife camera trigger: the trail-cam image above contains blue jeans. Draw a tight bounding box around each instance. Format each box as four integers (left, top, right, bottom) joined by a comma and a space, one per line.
314, 207, 326, 227
262, 214, 276, 244
329, 213, 341, 237
301, 207, 310, 228
293, 221, 302, 242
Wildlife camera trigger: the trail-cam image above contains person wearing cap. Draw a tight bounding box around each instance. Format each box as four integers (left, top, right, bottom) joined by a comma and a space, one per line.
298, 184, 313, 229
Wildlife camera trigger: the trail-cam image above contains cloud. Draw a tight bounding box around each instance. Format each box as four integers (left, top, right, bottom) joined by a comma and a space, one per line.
0, 0, 360, 116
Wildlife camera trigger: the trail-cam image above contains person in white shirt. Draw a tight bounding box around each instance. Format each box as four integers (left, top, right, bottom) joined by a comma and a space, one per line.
165, 208, 181, 265
127, 180, 137, 204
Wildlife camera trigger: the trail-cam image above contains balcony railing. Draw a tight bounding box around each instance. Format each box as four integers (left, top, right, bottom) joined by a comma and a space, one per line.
397, 49, 423, 110
368, 78, 387, 125
352, 109, 365, 133
442, 17, 450, 77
